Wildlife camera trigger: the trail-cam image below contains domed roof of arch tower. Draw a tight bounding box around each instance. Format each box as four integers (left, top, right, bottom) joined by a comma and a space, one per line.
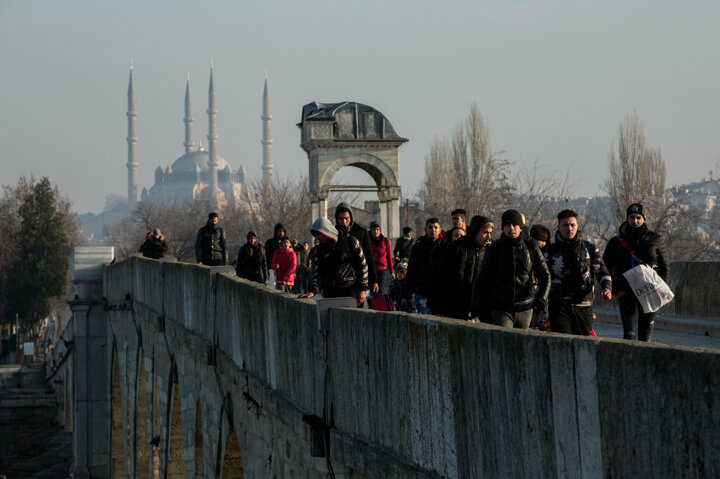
299, 101, 406, 141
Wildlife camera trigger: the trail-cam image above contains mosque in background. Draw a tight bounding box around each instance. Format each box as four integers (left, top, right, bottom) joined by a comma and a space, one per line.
125, 64, 274, 207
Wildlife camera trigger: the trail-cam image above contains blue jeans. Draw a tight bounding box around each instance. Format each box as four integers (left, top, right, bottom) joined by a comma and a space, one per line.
414, 293, 431, 315
375, 269, 391, 295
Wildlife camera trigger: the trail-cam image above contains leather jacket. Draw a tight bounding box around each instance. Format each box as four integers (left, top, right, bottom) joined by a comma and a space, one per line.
195, 223, 227, 265
473, 234, 550, 313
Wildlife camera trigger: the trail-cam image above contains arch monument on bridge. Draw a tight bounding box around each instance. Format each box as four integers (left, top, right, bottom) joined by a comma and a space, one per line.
299, 101, 408, 238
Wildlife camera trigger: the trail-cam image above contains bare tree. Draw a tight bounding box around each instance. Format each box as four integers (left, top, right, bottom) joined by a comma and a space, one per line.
248, 174, 311, 242
602, 111, 668, 227
418, 103, 512, 224
511, 158, 576, 228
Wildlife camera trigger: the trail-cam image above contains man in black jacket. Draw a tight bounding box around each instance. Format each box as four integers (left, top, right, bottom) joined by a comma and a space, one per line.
401, 218, 442, 314
393, 227, 414, 264
195, 212, 227, 266
544, 209, 612, 335
265, 223, 286, 268
474, 210, 550, 329
300, 217, 369, 306
335, 203, 377, 294
603, 203, 669, 341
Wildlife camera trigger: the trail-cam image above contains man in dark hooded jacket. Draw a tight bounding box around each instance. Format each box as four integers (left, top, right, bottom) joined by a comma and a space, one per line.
265, 223, 286, 268
335, 203, 378, 294
195, 212, 227, 265
436, 215, 493, 320
139, 228, 168, 259
603, 203, 669, 341
299, 217, 369, 306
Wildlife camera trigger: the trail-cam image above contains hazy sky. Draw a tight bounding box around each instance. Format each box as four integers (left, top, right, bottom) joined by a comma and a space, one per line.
1, 0, 718, 214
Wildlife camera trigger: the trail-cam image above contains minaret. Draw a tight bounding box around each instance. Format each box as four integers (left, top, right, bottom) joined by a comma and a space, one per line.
126, 62, 138, 208
183, 73, 194, 154
261, 71, 274, 188
207, 63, 219, 197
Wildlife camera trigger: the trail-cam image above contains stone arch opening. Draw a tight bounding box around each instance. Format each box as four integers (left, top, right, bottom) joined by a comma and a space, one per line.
219, 429, 244, 478
194, 400, 204, 478
167, 365, 185, 479
319, 152, 399, 189
111, 345, 125, 478
136, 350, 150, 479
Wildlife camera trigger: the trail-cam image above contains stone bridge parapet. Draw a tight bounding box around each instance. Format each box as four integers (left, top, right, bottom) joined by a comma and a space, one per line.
83, 256, 720, 477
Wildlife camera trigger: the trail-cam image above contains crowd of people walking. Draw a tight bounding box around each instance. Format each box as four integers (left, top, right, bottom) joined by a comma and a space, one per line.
140, 201, 669, 342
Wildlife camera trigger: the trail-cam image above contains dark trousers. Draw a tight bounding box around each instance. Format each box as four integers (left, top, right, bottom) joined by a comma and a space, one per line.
549, 302, 594, 336
375, 269, 391, 295
619, 293, 655, 341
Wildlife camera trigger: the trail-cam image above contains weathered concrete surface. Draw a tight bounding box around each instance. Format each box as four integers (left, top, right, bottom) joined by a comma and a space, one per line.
100, 257, 720, 478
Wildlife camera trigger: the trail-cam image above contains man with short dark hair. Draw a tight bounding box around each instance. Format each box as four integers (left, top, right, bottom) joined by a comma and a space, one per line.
393, 226, 415, 264
402, 218, 442, 314
195, 212, 227, 266
603, 203, 669, 341
474, 210, 550, 329
545, 209, 612, 336
451, 209, 467, 231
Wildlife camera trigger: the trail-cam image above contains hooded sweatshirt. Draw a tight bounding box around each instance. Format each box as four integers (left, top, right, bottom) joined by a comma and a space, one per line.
335, 203, 377, 286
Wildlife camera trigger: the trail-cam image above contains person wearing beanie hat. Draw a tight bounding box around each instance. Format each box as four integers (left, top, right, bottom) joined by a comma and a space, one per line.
473, 210, 550, 329
603, 203, 669, 341
389, 261, 408, 311
394, 226, 415, 265
335, 202, 377, 294
195, 212, 227, 265
544, 209, 612, 336
501, 209, 524, 228
264, 223, 287, 268
139, 228, 168, 259
529, 224, 551, 253
627, 203, 644, 219
300, 217, 369, 306
433, 215, 494, 320
369, 221, 394, 295
235, 230, 268, 284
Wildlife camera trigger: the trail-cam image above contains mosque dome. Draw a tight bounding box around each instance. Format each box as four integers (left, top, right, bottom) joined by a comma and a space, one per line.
171, 147, 230, 173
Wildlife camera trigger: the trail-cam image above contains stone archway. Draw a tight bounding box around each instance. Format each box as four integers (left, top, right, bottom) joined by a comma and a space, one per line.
299, 101, 407, 239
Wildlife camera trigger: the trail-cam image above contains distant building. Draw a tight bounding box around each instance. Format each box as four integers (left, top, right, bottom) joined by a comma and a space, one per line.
135, 67, 252, 205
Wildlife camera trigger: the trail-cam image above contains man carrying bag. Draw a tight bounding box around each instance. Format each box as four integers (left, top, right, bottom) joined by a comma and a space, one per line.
603, 203, 671, 341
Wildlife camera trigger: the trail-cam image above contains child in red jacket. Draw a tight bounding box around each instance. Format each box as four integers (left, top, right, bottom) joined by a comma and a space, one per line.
271, 238, 297, 293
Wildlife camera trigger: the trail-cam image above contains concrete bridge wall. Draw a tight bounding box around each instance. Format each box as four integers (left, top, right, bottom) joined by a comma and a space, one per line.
102, 257, 720, 478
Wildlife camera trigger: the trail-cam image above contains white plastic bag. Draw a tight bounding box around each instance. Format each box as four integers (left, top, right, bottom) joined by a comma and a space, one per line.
623, 263, 674, 313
